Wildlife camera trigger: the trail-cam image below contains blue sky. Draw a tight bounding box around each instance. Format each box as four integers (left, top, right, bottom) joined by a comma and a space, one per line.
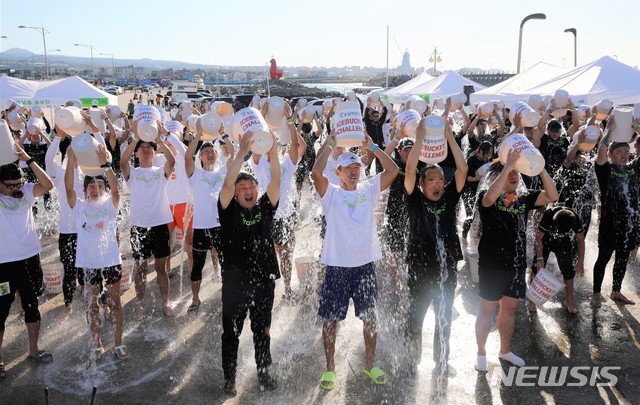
1, 0, 638, 72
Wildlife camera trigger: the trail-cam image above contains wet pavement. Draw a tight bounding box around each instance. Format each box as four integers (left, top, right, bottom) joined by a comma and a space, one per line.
3, 185, 640, 405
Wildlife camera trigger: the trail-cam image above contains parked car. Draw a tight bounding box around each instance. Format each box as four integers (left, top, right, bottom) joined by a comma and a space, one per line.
288, 96, 319, 108
232, 94, 261, 112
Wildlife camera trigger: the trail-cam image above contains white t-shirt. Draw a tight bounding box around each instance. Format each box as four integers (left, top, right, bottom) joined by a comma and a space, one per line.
127, 166, 173, 227
0, 183, 42, 263
320, 174, 382, 267
189, 166, 227, 229
75, 197, 121, 269
45, 136, 84, 234
250, 155, 298, 220
323, 155, 341, 186
50, 164, 84, 234
162, 135, 191, 205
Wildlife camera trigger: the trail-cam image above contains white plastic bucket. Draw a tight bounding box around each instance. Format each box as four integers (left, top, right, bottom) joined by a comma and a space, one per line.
187, 114, 200, 133
137, 120, 158, 142
71, 133, 104, 176
30, 105, 44, 118
66, 99, 82, 109
509, 102, 540, 128
611, 106, 634, 143
56, 106, 87, 136
297, 106, 316, 124
6, 111, 23, 132
526, 95, 542, 111
233, 107, 273, 154
265, 96, 285, 128
106, 105, 121, 122
476, 162, 492, 178
476, 102, 494, 119
273, 119, 291, 145
468, 252, 479, 283
88, 108, 106, 133
333, 101, 365, 147
595, 99, 613, 121
577, 105, 592, 122
407, 95, 427, 115
250, 95, 261, 109
634, 103, 640, 119
432, 97, 445, 110
0, 120, 18, 165
573, 125, 601, 152
396, 109, 421, 138
346, 92, 356, 102
449, 93, 467, 111
199, 112, 222, 140
295, 256, 318, 288
165, 120, 184, 137
526, 268, 565, 306
418, 115, 447, 164
27, 118, 44, 135
498, 133, 545, 176
553, 89, 569, 108
42, 263, 64, 294
119, 260, 134, 291
215, 101, 234, 118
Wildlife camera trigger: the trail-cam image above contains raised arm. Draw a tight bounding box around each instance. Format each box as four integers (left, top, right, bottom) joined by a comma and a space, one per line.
445, 114, 469, 192
156, 125, 176, 179
45, 130, 63, 175
482, 149, 520, 207
266, 132, 281, 208
119, 121, 138, 181
15, 141, 53, 197
404, 119, 425, 195
185, 126, 202, 178
97, 144, 120, 209
311, 135, 334, 198
219, 132, 254, 210
64, 148, 77, 209
596, 118, 613, 166
363, 134, 398, 191
564, 128, 585, 169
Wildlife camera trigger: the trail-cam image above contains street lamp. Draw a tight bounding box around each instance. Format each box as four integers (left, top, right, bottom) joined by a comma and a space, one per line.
75, 43, 96, 80
516, 13, 546, 73
100, 53, 116, 83
429, 47, 442, 75
46, 49, 61, 78
18, 25, 50, 80
564, 28, 577, 67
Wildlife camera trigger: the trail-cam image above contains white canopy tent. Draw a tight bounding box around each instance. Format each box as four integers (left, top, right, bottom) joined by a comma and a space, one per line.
381, 72, 433, 102
0, 75, 117, 110
383, 70, 485, 105
520, 56, 640, 106
470, 62, 567, 107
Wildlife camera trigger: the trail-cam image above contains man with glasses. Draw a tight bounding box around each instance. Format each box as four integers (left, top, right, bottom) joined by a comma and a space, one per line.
0, 144, 55, 379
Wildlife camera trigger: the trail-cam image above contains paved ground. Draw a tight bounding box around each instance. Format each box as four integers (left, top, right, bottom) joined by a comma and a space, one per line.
3, 94, 640, 404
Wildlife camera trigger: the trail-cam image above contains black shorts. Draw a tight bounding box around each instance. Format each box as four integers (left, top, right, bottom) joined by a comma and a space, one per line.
0, 255, 44, 328
478, 267, 526, 301
531, 241, 576, 280
78, 265, 122, 286
193, 227, 223, 251
130, 224, 171, 261
271, 215, 296, 246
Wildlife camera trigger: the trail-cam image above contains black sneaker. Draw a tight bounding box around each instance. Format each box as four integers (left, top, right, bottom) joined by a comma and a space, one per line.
258, 372, 278, 391
224, 379, 237, 397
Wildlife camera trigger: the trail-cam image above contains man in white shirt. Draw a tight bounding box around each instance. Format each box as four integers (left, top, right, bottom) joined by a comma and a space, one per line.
0, 144, 55, 379
120, 124, 176, 319
311, 134, 399, 391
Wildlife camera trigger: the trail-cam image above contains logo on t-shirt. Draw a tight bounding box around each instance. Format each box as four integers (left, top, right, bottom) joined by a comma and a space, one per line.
201, 175, 223, 189
342, 194, 367, 209
241, 211, 262, 227
135, 172, 162, 183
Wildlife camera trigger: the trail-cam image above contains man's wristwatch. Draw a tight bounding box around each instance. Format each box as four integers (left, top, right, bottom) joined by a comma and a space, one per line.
100, 162, 112, 169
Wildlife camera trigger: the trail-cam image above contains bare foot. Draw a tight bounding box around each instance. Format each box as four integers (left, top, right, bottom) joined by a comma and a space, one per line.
163, 305, 177, 317
527, 299, 537, 313
610, 292, 636, 305
591, 293, 603, 308
63, 304, 73, 321
132, 302, 144, 321
564, 300, 578, 314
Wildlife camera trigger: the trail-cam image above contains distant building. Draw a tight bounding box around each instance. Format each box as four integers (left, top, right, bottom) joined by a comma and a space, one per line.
401, 50, 412, 75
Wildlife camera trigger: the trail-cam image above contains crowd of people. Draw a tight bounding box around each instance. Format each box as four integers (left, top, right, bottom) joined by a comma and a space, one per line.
0, 92, 639, 397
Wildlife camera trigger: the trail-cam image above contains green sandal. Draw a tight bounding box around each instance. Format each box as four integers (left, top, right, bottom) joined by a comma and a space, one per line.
319, 371, 336, 390
363, 366, 387, 385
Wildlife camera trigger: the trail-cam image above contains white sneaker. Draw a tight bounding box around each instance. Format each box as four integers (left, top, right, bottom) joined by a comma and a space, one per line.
475, 355, 488, 372
499, 352, 525, 367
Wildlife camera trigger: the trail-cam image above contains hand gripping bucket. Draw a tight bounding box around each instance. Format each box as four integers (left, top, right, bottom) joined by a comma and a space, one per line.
498, 133, 545, 177
71, 133, 105, 176
396, 109, 421, 138
526, 268, 565, 306
509, 102, 540, 128
233, 107, 273, 154
611, 106, 634, 143
418, 115, 447, 164
42, 263, 64, 294
55, 106, 87, 136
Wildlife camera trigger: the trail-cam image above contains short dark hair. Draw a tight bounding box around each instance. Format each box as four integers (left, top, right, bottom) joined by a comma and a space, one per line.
301, 123, 312, 134
478, 141, 493, 154
0, 161, 22, 182
134, 140, 158, 153
487, 161, 505, 176
553, 208, 576, 233
235, 171, 258, 185
609, 142, 630, 153
419, 164, 443, 181
547, 120, 562, 132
